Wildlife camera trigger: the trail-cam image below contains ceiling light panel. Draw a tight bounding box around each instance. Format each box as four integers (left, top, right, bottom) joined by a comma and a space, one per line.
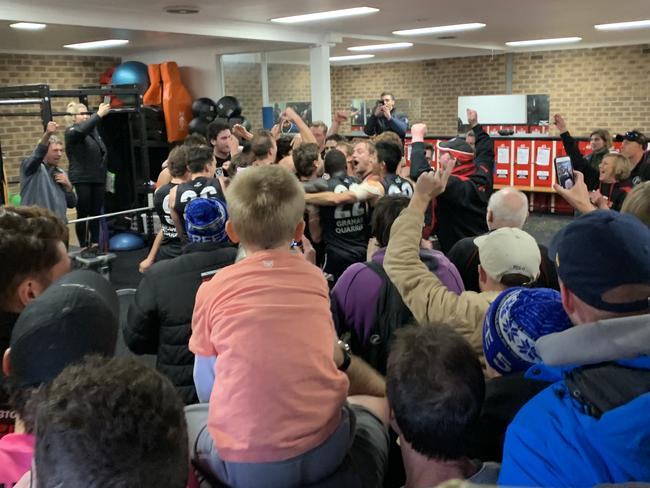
330, 54, 375, 62
393, 23, 485, 36
271, 7, 379, 24
348, 42, 413, 51
505, 37, 582, 47
64, 39, 130, 50
10, 22, 47, 30
595, 19, 650, 31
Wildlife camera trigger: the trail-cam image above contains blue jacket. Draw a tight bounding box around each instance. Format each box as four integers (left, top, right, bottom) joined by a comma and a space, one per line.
499, 356, 650, 487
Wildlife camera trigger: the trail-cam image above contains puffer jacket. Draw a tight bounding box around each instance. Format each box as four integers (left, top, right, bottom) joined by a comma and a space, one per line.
125, 242, 237, 404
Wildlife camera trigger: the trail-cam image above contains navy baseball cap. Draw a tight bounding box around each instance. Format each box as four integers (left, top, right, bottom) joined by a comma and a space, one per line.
9, 270, 118, 387
549, 210, 650, 313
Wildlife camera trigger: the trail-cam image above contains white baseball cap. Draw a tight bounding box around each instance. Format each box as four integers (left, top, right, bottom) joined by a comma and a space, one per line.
473, 228, 541, 283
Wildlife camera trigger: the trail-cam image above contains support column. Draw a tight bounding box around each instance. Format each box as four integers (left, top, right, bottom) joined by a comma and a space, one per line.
309, 44, 332, 126
215, 54, 226, 99
260, 52, 270, 106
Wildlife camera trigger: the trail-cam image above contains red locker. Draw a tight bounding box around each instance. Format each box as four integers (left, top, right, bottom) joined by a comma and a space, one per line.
514, 125, 529, 135
532, 141, 553, 188
513, 140, 533, 187
493, 140, 513, 187
578, 140, 592, 156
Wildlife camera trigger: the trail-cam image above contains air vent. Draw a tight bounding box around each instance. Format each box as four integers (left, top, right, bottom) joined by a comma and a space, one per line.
531, 54, 544, 60
164, 5, 200, 14
643, 47, 650, 54
437, 35, 456, 40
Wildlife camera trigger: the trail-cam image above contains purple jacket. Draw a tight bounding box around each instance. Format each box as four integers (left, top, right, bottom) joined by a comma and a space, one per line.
332, 247, 464, 344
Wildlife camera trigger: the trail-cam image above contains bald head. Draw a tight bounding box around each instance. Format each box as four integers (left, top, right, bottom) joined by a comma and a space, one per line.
487, 188, 529, 230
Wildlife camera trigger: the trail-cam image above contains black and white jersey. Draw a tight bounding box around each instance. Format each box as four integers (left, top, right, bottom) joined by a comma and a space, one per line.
174, 176, 225, 232
153, 182, 179, 242
319, 175, 368, 261
381, 173, 413, 198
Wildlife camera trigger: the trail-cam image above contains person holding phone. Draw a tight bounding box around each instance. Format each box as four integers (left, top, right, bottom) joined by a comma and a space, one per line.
64, 101, 110, 247
363, 92, 408, 140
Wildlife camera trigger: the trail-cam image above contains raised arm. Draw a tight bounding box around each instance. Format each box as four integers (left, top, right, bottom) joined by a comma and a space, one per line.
282, 107, 317, 145
22, 121, 58, 176
409, 123, 431, 181
65, 103, 110, 143
468, 109, 494, 171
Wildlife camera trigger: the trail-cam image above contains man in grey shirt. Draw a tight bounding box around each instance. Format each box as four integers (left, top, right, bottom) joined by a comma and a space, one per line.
20, 121, 76, 222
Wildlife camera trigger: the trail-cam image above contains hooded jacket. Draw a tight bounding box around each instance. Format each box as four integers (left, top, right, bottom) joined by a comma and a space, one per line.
499, 314, 650, 487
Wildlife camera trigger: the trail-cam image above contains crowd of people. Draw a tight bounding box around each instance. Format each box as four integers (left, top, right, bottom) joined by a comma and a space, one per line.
1, 93, 649, 488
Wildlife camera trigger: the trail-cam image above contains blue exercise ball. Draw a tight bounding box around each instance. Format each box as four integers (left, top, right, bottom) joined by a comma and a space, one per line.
109, 233, 145, 251
112, 61, 150, 90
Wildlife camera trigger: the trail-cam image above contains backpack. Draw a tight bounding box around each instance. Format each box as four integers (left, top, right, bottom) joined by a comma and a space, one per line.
350, 261, 414, 375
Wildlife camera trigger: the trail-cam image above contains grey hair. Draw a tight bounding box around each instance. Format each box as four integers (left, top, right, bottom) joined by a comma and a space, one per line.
487, 187, 529, 229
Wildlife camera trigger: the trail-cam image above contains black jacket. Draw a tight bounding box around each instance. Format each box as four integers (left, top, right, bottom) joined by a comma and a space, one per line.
125, 242, 237, 404
410, 124, 494, 253
65, 114, 108, 184
363, 109, 408, 140
559, 131, 608, 190
447, 234, 559, 292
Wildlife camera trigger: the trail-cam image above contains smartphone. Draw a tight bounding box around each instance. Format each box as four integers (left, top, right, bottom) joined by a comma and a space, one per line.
103, 95, 111, 105
554, 156, 575, 189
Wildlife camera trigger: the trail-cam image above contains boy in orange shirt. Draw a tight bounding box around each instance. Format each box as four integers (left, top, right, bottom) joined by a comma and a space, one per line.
189, 165, 356, 487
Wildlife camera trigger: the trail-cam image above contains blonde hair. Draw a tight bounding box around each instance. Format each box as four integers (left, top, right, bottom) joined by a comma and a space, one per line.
352, 138, 376, 155
64, 102, 87, 127
603, 153, 631, 181
621, 181, 650, 228
225, 165, 305, 249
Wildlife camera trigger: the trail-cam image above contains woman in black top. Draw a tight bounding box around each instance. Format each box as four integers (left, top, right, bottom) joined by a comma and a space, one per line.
64, 101, 110, 247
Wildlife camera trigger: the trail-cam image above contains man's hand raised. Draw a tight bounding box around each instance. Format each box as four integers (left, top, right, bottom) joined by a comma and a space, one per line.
410, 123, 427, 143
467, 109, 478, 128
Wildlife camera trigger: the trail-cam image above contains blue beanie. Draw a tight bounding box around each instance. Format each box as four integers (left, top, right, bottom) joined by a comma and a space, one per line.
184, 198, 229, 243
483, 287, 573, 374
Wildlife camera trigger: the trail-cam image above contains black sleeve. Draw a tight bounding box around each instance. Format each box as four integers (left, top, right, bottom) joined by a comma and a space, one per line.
65, 187, 77, 208
560, 132, 600, 189
473, 124, 494, 172
364, 115, 379, 136
64, 114, 101, 144
124, 275, 161, 355
409, 141, 431, 181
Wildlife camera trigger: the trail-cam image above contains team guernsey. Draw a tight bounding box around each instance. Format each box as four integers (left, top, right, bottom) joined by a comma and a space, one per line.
174, 176, 225, 232
319, 175, 368, 280
381, 173, 413, 198
154, 182, 179, 243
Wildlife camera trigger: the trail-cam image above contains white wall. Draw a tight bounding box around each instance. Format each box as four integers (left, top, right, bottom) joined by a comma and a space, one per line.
128, 47, 223, 101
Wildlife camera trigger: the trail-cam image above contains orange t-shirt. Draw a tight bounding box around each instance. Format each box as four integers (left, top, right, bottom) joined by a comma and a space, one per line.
189, 249, 349, 463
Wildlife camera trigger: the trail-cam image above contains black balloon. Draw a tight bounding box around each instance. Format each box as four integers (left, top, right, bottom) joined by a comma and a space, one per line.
188, 117, 209, 136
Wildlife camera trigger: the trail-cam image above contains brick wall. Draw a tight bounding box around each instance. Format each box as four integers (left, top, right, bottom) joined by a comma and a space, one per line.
0, 53, 120, 195
223, 62, 263, 130
223, 61, 312, 130
511, 45, 650, 135
331, 45, 650, 135
331, 55, 506, 134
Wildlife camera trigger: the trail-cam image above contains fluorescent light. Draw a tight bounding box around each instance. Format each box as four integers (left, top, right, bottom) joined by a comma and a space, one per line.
64, 39, 130, 50
595, 19, 650, 31
393, 23, 485, 36
271, 7, 379, 24
348, 42, 413, 52
10, 22, 47, 30
505, 37, 582, 47
329, 54, 375, 62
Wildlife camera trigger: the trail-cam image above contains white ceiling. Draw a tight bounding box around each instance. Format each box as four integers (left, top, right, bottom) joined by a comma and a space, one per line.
1, 0, 650, 63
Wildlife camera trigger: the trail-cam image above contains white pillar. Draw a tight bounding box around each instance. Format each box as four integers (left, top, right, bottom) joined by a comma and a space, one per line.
215, 54, 226, 99
260, 52, 270, 106
309, 44, 332, 126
